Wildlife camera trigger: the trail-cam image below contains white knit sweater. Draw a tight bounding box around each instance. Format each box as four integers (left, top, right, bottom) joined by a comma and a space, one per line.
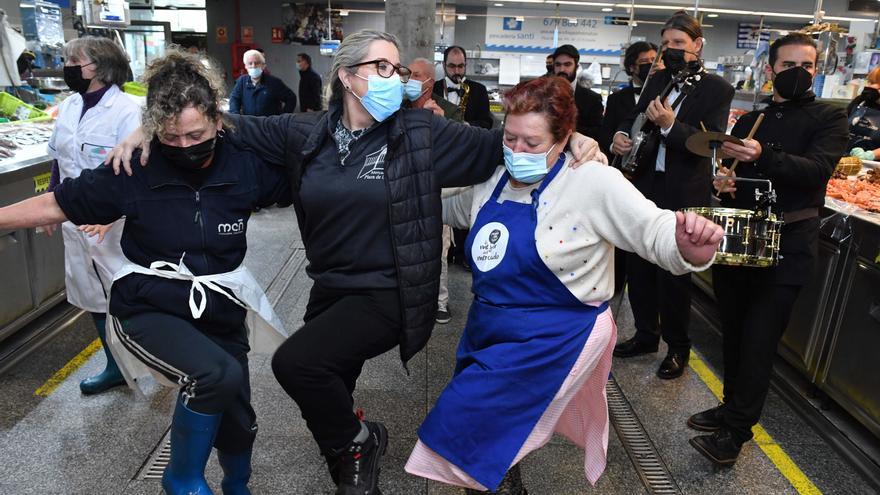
442, 153, 711, 305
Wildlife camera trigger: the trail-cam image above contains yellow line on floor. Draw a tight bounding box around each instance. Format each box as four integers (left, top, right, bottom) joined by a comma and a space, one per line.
34, 338, 102, 397
689, 350, 822, 495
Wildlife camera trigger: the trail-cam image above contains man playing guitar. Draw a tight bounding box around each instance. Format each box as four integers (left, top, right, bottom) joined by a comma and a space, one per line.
611, 11, 734, 380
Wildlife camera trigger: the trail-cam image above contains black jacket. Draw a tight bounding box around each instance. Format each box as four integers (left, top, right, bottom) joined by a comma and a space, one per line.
54, 141, 292, 327
229, 73, 297, 117
574, 84, 604, 142
720, 96, 848, 285
600, 85, 638, 155
433, 79, 494, 129
224, 103, 503, 363
618, 69, 734, 210
298, 68, 323, 112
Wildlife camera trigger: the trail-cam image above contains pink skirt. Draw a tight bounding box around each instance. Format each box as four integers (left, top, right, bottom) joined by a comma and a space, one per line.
405, 308, 617, 490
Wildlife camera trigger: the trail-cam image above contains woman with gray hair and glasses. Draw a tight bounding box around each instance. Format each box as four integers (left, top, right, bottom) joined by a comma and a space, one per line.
106, 29, 603, 495
46, 36, 141, 395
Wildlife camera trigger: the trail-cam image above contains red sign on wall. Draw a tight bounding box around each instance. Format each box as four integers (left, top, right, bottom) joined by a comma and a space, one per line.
271, 27, 284, 44
242, 26, 254, 44
216, 26, 228, 44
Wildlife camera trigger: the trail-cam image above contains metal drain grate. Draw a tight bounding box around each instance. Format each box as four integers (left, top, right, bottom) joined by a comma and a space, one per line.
136, 427, 172, 480
606, 377, 682, 495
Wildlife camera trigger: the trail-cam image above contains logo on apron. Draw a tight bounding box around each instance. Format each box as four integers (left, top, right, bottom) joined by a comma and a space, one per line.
471, 221, 509, 272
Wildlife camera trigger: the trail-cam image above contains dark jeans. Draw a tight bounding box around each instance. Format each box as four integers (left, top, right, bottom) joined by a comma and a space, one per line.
625, 252, 692, 352
712, 265, 802, 444
271, 284, 401, 452
118, 312, 255, 453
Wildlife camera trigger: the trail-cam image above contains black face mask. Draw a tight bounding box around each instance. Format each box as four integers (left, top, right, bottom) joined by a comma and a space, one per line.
862, 87, 880, 103
636, 63, 652, 84
160, 137, 217, 170
773, 66, 814, 100
63, 64, 93, 94
662, 48, 687, 74
546, 64, 554, 73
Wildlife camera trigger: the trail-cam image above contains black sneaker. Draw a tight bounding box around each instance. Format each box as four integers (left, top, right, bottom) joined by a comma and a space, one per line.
435, 309, 451, 324
335, 421, 388, 495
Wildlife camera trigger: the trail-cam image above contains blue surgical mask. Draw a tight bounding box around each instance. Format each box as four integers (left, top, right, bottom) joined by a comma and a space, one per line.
404, 78, 431, 101
503, 143, 557, 184
353, 74, 404, 122
248, 67, 263, 79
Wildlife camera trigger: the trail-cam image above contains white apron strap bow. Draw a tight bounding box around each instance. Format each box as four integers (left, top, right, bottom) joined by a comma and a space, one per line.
136, 256, 248, 319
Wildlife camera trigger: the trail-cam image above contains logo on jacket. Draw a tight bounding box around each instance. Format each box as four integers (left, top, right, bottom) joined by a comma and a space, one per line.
358, 145, 386, 180
471, 222, 509, 272
218, 218, 245, 236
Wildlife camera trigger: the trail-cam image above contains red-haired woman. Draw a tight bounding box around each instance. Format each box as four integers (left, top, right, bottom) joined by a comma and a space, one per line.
405, 76, 724, 494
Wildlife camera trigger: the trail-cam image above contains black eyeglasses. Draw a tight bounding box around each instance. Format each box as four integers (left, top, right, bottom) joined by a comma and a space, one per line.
348, 58, 411, 82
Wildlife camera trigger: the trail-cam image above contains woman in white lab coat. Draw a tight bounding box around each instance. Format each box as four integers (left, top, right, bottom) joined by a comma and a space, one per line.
47, 36, 141, 395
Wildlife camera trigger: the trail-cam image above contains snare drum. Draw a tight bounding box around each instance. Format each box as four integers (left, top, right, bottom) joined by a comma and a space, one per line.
684, 207, 782, 267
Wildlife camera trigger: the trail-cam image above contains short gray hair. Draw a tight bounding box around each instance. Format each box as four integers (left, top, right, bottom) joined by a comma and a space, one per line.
242, 49, 265, 64
326, 30, 400, 104
63, 37, 130, 87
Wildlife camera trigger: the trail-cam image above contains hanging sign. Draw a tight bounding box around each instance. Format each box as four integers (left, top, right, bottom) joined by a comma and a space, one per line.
485, 7, 627, 56
242, 26, 254, 44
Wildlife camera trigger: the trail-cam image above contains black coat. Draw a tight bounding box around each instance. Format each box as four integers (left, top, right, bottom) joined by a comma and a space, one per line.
298, 68, 323, 112
433, 79, 494, 129
600, 85, 638, 155
224, 104, 503, 363
618, 69, 734, 210
720, 96, 848, 285
574, 84, 604, 142
54, 141, 292, 327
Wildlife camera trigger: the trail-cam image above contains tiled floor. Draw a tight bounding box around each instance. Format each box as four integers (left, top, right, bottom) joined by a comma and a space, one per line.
0, 206, 873, 494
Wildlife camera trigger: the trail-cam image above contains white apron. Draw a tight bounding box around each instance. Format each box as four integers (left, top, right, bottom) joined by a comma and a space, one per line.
48, 84, 142, 312
104, 256, 289, 400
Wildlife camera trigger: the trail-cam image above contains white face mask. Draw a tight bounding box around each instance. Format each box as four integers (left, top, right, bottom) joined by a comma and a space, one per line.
248, 67, 263, 79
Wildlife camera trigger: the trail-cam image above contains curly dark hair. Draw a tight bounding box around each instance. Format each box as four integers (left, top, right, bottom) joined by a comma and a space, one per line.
141, 49, 227, 139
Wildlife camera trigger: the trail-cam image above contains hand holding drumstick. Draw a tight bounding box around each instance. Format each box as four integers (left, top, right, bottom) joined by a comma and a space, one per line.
717, 113, 765, 198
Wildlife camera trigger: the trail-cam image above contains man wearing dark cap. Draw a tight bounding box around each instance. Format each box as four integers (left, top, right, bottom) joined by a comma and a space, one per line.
552, 44, 604, 141
611, 12, 734, 379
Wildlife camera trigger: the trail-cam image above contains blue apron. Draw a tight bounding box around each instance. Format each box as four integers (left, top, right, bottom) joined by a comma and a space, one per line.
418, 157, 608, 490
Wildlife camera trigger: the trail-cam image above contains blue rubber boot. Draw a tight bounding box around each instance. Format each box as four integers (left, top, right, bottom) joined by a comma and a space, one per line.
217, 449, 252, 495
79, 314, 126, 395
162, 397, 222, 495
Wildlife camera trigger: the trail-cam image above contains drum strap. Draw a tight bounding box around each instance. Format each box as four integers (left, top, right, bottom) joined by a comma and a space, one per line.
783, 208, 819, 225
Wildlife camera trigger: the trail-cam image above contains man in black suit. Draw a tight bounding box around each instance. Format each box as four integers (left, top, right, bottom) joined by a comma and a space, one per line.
601, 41, 659, 155
688, 33, 848, 466
611, 12, 734, 379
552, 44, 604, 141
433, 46, 494, 129
601, 41, 658, 296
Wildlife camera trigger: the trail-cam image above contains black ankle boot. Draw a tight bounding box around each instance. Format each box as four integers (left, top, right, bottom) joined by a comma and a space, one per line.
334, 421, 388, 495
687, 403, 725, 432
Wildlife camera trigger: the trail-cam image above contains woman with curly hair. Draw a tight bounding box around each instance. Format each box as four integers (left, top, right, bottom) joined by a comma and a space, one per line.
0, 50, 292, 494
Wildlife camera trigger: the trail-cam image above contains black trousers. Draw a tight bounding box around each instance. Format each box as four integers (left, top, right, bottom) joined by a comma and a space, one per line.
626, 171, 692, 352
712, 265, 802, 444
271, 285, 401, 453
118, 312, 255, 453
625, 252, 692, 352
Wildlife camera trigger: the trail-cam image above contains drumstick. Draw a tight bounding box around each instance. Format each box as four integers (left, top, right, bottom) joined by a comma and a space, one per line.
728, 113, 764, 175
725, 113, 764, 198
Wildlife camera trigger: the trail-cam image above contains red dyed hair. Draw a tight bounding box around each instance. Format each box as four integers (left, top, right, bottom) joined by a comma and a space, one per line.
503, 76, 578, 142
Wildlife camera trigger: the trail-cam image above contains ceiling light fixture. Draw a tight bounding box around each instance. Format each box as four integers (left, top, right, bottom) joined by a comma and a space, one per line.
602, 8, 613, 12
